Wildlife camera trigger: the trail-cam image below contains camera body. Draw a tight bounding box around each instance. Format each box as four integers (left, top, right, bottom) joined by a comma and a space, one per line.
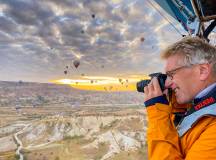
136, 72, 167, 93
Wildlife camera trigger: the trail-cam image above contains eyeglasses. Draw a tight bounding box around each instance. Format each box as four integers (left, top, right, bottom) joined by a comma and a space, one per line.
166, 65, 192, 80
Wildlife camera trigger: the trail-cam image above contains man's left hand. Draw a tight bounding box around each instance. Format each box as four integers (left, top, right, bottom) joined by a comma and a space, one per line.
144, 77, 163, 102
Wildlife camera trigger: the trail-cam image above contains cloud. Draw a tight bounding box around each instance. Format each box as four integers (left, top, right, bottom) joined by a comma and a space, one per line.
0, 0, 184, 82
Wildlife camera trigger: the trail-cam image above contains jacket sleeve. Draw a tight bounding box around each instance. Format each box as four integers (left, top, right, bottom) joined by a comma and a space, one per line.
146, 102, 184, 160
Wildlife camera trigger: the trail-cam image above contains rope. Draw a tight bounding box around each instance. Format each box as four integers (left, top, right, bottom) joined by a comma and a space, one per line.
146, 0, 185, 37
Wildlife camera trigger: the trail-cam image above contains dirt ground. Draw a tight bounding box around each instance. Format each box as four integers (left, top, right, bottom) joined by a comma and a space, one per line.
0, 106, 147, 160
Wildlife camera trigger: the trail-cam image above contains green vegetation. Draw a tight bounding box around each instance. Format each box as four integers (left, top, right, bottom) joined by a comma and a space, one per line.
83, 142, 109, 160
63, 135, 84, 140
111, 150, 147, 160
14, 154, 20, 160
55, 156, 60, 160
100, 119, 119, 131
21, 149, 31, 154
94, 142, 109, 160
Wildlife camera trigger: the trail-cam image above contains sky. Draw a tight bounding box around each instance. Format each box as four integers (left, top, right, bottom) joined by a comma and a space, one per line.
0, 0, 187, 90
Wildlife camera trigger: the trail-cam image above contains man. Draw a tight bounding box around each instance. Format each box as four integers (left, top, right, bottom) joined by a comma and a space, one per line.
144, 37, 216, 160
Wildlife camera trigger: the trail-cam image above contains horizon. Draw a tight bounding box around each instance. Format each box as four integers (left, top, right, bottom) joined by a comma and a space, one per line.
0, 74, 150, 92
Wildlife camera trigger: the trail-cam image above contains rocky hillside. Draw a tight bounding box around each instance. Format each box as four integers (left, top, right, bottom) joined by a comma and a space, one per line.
17, 113, 147, 160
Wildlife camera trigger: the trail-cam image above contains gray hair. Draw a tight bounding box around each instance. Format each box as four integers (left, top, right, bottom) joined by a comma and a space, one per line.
161, 36, 216, 74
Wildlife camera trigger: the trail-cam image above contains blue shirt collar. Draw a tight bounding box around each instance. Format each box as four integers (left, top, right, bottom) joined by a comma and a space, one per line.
195, 82, 216, 99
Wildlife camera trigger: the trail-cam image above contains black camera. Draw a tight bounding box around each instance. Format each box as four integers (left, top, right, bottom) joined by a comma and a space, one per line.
136, 72, 167, 93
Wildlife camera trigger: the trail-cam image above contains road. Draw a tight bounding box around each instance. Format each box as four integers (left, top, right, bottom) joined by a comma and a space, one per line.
14, 124, 30, 160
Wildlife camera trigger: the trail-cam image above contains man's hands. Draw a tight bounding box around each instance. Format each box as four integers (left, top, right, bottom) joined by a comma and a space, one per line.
144, 77, 164, 102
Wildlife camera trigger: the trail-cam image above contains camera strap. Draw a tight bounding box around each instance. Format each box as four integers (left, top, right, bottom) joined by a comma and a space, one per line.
177, 87, 216, 137
186, 87, 216, 116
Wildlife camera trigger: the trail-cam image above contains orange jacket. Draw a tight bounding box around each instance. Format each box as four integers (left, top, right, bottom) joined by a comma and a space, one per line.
146, 100, 216, 160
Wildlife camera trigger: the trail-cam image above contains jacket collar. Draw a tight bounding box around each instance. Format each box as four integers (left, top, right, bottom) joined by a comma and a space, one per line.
186, 85, 216, 116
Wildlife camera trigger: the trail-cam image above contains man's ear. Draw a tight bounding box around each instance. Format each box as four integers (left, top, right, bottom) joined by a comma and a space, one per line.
199, 63, 210, 80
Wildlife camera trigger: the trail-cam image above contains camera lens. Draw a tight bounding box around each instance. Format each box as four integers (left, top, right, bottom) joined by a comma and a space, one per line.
136, 73, 167, 93
136, 80, 151, 93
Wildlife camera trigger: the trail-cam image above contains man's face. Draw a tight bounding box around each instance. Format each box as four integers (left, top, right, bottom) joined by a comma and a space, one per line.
165, 54, 200, 104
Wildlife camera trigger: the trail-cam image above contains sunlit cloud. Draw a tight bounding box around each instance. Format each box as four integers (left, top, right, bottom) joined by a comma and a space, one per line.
51, 75, 149, 91
0, 3, 8, 13
70, 50, 85, 59
52, 24, 63, 44
0, 0, 185, 83
111, 0, 124, 5
46, 2, 64, 16
53, 78, 90, 84
154, 19, 169, 32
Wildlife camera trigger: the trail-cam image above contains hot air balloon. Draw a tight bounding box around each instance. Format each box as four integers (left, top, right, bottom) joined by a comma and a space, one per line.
73, 60, 80, 68
92, 14, 95, 18
18, 80, 23, 85
64, 70, 67, 74
109, 86, 113, 90
140, 37, 145, 42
